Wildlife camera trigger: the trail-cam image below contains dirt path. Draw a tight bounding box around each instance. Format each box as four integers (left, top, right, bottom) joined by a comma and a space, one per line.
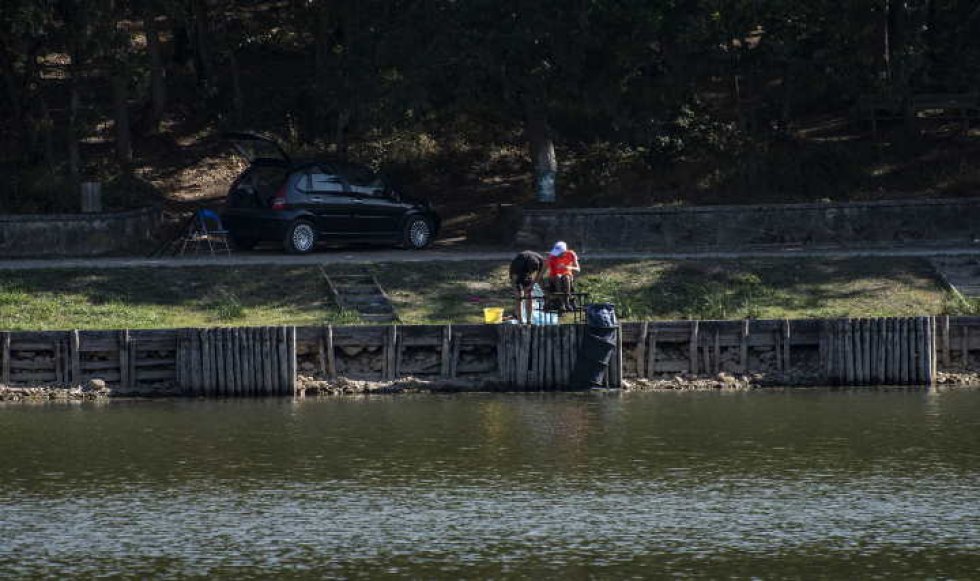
1, 244, 979, 271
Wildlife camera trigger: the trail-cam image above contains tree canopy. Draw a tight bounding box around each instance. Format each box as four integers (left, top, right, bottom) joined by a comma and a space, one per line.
1, 0, 978, 210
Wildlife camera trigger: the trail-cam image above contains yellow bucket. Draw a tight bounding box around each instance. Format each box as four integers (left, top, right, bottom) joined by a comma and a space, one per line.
483, 307, 504, 324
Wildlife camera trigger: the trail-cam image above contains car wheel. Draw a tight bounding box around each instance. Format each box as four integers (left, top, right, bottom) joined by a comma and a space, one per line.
284, 220, 316, 254
403, 216, 432, 249
230, 233, 259, 251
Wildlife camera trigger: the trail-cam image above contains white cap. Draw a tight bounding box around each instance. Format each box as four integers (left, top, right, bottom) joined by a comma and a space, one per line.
550, 241, 567, 256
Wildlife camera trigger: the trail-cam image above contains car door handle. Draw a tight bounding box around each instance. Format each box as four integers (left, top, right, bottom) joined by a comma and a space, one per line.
310, 196, 325, 202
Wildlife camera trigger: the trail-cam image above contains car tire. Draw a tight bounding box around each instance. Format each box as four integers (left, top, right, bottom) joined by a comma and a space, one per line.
284, 220, 317, 254
402, 215, 433, 249
230, 233, 259, 251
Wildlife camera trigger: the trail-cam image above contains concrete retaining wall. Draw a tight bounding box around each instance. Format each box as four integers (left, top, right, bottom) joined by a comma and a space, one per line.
513, 198, 980, 251
0, 206, 162, 257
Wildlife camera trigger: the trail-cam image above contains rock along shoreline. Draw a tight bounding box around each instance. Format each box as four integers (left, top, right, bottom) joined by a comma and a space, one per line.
3, 372, 979, 402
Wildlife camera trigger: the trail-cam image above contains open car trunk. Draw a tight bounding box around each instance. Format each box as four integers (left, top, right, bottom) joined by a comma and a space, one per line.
227, 162, 288, 208
223, 131, 291, 164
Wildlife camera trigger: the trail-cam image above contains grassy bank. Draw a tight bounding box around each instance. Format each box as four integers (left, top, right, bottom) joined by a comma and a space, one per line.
0, 258, 956, 331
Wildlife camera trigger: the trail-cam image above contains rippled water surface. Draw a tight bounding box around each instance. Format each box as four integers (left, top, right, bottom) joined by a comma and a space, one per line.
1, 389, 979, 578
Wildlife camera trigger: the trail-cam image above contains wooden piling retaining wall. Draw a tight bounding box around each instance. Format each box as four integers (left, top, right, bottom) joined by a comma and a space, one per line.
1, 316, 973, 395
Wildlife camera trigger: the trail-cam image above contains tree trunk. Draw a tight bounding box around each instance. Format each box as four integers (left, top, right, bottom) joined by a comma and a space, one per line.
68, 81, 80, 180
229, 50, 244, 125
112, 73, 132, 164
526, 114, 557, 203
314, 6, 332, 133
39, 98, 54, 170
191, 0, 213, 85
144, 11, 166, 133
334, 109, 350, 158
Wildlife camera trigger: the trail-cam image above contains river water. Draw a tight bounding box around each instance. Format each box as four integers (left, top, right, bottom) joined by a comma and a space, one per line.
1, 389, 978, 578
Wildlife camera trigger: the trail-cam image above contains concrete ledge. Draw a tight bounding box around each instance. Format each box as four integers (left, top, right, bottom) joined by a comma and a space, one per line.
0, 206, 162, 257
514, 198, 980, 251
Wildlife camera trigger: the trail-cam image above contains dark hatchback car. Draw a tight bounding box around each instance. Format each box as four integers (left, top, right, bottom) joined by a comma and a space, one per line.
220, 133, 440, 253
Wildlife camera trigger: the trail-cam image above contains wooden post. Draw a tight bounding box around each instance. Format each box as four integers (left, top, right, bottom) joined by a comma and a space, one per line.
238, 327, 248, 395
862, 319, 871, 384
689, 321, 699, 375
394, 328, 404, 379
228, 328, 238, 396
843, 319, 854, 385
263, 327, 274, 395
253, 327, 264, 393
388, 326, 399, 381
217, 328, 229, 395
713, 330, 721, 374
239, 328, 250, 396
288, 326, 297, 394
869, 319, 877, 384
700, 334, 710, 376
246, 328, 255, 394
853, 319, 864, 383
899, 318, 909, 384
542, 326, 551, 388
636, 322, 648, 379
54, 338, 63, 384
614, 324, 624, 388
919, 317, 930, 385
1, 331, 10, 386
915, 317, 925, 384
941, 315, 950, 367
70, 330, 81, 385
819, 321, 828, 381
889, 317, 899, 384
326, 325, 336, 380
496, 326, 507, 382
878, 318, 886, 384
555, 325, 570, 389
199, 329, 210, 395
519, 326, 530, 389
317, 328, 327, 377
929, 316, 938, 385
188, 330, 198, 394
961, 325, 970, 369
441, 325, 452, 379
740, 320, 749, 373
450, 330, 461, 380
119, 330, 130, 389
224, 327, 234, 395
872, 318, 882, 384
532, 326, 541, 389
648, 326, 658, 376
231, 328, 241, 395
278, 326, 290, 393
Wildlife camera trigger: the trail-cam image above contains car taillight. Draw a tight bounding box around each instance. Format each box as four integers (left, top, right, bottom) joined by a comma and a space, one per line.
271, 184, 287, 210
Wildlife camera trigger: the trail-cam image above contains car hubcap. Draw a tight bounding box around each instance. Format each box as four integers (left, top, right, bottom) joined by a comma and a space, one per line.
293, 224, 314, 251
410, 220, 430, 247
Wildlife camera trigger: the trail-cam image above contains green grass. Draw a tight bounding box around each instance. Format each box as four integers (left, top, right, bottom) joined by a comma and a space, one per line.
0, 266, 344, 330
0, 257, 953, 330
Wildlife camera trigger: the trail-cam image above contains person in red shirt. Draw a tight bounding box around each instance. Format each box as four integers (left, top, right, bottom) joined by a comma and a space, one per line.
546, 241, 580, 311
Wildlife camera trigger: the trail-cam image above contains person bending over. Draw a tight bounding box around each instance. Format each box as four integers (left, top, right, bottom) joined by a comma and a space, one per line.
509, 250, 545, 323
546, 241, 580, 311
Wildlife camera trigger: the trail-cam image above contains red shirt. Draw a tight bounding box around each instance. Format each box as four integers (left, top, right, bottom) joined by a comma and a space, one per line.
547, 250, 579, 277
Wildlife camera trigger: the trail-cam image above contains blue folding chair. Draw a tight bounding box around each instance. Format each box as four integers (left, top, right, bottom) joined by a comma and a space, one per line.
179, 209, 231, 255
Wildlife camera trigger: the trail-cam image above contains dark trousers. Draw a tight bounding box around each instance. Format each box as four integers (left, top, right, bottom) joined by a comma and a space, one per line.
547, 275, 574, 311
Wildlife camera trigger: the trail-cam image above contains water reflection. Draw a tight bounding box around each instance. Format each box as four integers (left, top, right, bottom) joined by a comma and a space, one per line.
1, 390, 979, 578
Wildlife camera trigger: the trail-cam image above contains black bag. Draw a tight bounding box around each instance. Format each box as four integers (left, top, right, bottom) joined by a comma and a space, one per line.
585, 303, 618, 329
569, 330, 617, 389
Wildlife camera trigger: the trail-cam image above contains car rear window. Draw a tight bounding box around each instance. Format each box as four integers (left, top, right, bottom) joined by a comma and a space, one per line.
249, 166, 286, 198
